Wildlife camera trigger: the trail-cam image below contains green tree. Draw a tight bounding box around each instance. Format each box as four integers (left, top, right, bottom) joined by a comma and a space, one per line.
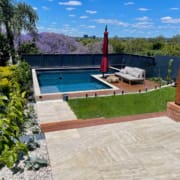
0, 0, 38, 64
13, 61, 32, 94
18, 41, 39, 55
0, 33, 9, 66
109, 38, 125, 53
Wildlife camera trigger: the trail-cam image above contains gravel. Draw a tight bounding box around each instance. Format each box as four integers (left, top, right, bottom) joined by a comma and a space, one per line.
0, 133, 53, 180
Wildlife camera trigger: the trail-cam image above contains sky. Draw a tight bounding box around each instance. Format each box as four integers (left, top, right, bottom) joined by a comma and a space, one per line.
19, 0, 180, 38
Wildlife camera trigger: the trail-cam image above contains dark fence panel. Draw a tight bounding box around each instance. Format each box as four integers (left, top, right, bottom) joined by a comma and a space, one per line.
23, 54, 102, 68
22, 54, 154, 77
23, 54, 180, 78
154, 56, 180, 80
122, 54, 155, 77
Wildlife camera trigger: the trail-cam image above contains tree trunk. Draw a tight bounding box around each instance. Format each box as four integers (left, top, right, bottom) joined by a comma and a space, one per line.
5, 22, 16, 64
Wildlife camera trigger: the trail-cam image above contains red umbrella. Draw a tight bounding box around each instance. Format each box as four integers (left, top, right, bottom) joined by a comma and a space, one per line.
100, 25, 108, 77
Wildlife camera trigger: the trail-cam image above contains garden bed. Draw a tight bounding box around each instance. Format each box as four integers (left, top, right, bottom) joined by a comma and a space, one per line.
0, 104, 53, 180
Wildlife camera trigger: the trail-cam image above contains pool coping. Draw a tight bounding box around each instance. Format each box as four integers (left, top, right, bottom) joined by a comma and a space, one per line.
32, 67, 119, 101
32, 67, 175, 101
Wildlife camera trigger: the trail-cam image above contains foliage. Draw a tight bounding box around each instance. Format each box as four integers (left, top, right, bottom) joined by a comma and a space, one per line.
0, 66, 15, 95
167, 59, 174, 83
68, 87, 175, 119
0, 84, 28, 168
25, 156, 48, 171
0, 0, 38, 63
16, 32, 89, 54
77, 37, 100, 46
12, 61, 32, 94
14, 33, 180, 56
26, 137, 40, 151
0, 63, 32, 168
24, 105, 39, 131
0, 33, 9, 66
109, 35, 180, 56
109, 38, 125, 53
18, 41, 39, 55
148, 77, 167, 86
0, 61, 32, 96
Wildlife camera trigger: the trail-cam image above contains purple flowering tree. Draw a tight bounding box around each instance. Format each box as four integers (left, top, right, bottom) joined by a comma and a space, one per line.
15, 32, 89, 54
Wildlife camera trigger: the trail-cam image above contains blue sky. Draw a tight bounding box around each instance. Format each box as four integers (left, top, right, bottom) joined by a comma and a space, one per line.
19, 0, 180, 37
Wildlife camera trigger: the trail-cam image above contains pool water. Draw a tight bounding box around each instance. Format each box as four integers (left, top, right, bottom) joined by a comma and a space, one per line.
37, 69, 116, 93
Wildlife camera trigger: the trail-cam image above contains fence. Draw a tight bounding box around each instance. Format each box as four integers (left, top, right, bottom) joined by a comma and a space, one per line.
22, 54, 180, 78
154, 55, 180, 80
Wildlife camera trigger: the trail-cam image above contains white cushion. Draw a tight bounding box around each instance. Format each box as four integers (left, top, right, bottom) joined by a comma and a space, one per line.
115, 66, 145, 80
124, 66, 133, 74
134, 68, 145, 78
119, 69, 127, 74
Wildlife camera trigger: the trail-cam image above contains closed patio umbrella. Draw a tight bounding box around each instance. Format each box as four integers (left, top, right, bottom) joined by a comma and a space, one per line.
100, 25, 109, 78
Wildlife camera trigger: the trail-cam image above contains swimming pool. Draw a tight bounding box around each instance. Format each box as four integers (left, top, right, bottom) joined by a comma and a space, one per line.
37, 68, 117, 94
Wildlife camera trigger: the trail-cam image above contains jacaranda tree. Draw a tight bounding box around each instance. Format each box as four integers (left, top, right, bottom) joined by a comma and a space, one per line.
0, 0, 38, 64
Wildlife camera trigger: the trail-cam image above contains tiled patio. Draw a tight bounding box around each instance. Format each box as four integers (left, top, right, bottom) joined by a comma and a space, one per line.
45, 116, 180, 180
36, 99, 77, 124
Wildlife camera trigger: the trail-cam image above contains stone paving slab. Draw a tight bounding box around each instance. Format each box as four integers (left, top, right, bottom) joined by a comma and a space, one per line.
45, 116, 180, 180
36, 100, 77, 124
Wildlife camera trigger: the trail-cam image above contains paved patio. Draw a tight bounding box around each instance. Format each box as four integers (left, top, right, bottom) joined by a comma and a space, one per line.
36, 99, 77, 124
45, 116, 180, 180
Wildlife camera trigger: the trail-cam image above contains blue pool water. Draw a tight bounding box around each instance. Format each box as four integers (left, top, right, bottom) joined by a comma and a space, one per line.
37, 68, 116, 93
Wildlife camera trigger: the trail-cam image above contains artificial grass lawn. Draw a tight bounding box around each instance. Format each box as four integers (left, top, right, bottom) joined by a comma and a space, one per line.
68, 87, 176, 119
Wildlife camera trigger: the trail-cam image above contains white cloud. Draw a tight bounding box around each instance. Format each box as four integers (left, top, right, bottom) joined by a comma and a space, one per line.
88, 25, 96, 29
124, 2, 134, 6
161, 16, 180, 24
136, 16, 150, 21
59, 0, 82, 6
33, 7, 38, 10
138, 8, 149, 12
157, 25, 180, 30
132, 21, 154, 29
79, 24, 96, 29
60, 26, 83, 36
42, 6, 49, 10
80, 16, 88, 19
170, 7, 179, 11
37, 26, 46, 31
69, 14, 76, 17
93, 18, 128, 27
86, 10, 97, 14
66, 7, 75, 11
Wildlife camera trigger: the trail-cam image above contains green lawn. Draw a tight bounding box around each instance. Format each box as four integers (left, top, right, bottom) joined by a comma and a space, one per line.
68, 87, 176, 119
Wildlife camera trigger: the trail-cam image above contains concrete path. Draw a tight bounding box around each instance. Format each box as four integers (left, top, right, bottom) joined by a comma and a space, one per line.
36, 100, 77, 124
45, 116, 180, 180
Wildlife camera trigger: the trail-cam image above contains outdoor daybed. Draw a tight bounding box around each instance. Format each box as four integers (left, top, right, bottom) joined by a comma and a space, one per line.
115, 66, 145, 84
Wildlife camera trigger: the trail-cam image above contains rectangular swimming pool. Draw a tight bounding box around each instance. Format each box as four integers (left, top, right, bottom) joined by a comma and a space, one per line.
37, 68, 117, 94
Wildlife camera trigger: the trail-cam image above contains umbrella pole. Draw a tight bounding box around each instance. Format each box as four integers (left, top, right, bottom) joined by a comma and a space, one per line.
102, 73, 104, 78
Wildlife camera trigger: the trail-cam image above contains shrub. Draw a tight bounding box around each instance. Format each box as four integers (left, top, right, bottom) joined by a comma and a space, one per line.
0, 62, 32, 168
0, 33, 9, 66
0, 66, 15, 95
0, 84, 28, 168
13, 61, 32, 95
